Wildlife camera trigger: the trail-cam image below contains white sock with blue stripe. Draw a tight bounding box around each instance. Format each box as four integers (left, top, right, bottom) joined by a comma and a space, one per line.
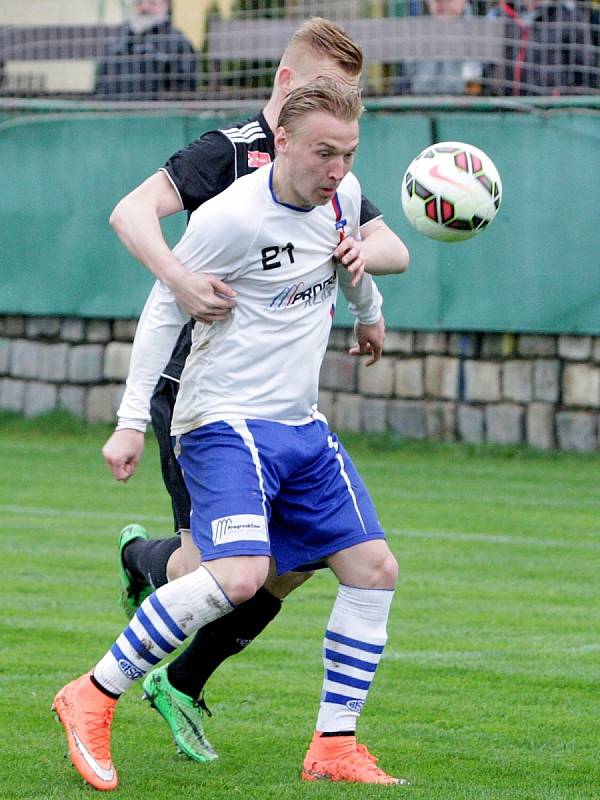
94, 565, 234, 695
316, 584, 394, 733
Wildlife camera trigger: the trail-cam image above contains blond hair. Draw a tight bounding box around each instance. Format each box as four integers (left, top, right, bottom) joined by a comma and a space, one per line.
277, 77, 363, 135
280, 17, 363, 77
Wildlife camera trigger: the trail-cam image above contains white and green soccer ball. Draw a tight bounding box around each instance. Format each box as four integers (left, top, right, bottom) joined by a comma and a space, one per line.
401, 141, 502, 243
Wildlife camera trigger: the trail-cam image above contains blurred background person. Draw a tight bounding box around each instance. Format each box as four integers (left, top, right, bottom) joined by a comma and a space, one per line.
591, 0, 600, 48
396, 0, 483, 95
484, 0, 598, 95
95, 0, 196, 99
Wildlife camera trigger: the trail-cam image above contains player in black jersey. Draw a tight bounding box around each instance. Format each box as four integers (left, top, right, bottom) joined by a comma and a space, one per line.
102, 17, 409, 763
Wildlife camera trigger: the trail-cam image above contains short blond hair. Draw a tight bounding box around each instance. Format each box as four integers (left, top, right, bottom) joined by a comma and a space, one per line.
277, 77, 363, 135
280, 17, 363, 77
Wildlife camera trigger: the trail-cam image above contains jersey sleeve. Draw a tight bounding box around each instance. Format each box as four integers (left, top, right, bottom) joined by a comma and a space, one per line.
117, 281, 189, 431
337, 269, 383, 325
359, 193, 382, 227
163, 131, 235, 212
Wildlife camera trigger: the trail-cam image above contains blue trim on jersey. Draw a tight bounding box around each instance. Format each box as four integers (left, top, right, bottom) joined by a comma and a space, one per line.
268, 164, 313, 212
332, 192, 345, 226
124, 627, 161, 666
324, 647, 377, 672
325, 629, 385, 654
149, 593, 187, 642
136, 606, 177, 655
326, 670, 372, 691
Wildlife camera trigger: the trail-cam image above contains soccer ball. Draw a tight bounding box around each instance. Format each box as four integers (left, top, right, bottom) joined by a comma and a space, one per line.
401, 141, 502, 243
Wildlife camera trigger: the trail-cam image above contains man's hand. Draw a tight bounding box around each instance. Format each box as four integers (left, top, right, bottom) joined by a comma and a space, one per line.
169, 271, 236, 323
102, 429, 145, 482
349, 317, 385, 367
333, 236, 366, 288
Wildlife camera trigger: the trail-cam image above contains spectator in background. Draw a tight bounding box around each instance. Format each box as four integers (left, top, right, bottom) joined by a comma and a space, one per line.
591, 0, 600, 48
396, 0, 484, 95
95, 0, 196, 99
407, 0, 490, 13
484, 0, 598, 95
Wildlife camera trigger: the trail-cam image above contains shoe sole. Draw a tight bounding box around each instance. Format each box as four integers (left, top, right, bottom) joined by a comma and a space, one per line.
301, 768, 406, 785
301, 767, 332, 782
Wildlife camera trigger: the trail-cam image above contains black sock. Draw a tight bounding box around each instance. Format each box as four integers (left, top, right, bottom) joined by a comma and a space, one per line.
167, 587, 282, 699
123, 536, 181, 589
90, 673, 121, 700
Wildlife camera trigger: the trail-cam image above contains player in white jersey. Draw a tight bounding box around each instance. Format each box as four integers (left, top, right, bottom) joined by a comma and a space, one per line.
102, 18, 409, 766
121, 164, 375, 433
53, 80, 408, 790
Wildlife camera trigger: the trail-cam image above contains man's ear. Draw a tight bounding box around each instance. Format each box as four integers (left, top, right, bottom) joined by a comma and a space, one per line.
276, 65, 294, 95
274, 126, 288, 154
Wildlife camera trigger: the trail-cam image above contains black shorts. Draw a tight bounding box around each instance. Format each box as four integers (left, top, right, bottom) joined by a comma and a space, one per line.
150, 375, 191, 533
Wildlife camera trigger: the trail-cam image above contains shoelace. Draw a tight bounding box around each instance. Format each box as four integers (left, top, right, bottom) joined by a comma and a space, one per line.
344, 745, 397, 783
84, 705, 115, 760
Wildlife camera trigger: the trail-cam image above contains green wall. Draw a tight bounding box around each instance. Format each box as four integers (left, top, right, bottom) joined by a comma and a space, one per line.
2, 108, 599, 332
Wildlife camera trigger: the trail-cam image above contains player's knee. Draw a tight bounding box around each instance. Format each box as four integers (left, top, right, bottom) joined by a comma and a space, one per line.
229, 572, 267, 604
265, 569, 314, 599
209, 556, 270, 605
366, 549, 398, 590
165, 547, 188, 581
379, 551, 399, 588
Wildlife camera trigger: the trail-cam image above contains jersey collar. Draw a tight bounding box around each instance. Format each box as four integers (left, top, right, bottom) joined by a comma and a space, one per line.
268, 164, 313, 212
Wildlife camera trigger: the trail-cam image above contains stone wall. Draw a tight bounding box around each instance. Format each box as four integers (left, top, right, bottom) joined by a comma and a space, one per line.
0, 316, 134, 423
1, 315, 599, 451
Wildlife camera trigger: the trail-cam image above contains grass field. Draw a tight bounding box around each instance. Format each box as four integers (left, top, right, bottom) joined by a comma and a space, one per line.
1, 411, 599, 800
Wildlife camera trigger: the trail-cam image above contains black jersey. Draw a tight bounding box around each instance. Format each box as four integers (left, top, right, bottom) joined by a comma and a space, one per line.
159, 112, 382, 383
163, 113, 275, 214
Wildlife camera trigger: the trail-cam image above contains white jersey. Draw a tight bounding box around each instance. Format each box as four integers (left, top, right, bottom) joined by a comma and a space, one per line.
118, 163, 382, 433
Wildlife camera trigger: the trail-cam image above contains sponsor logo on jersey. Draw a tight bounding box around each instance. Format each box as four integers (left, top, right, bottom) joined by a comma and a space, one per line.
248, 150, 272, 168
211, 514, 268, 545
346, 699, 365, 712
117, 658, 144, 681
266, 272, 336, 311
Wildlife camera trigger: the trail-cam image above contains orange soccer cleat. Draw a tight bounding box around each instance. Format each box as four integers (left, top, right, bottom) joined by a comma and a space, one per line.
301, 731, 408, 786
52, 672, 118, 791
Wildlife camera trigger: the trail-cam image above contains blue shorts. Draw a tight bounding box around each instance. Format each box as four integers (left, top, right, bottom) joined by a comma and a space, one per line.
176, 418, 385, 575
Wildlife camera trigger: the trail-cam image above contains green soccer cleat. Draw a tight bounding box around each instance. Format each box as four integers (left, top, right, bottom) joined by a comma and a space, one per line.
142, 665, 218, 764
118, 523, 152, 619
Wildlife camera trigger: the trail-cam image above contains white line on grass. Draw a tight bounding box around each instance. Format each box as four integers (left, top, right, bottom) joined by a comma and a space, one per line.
387, 527, 600, 551
384, 642, 600, 666
1, 505, 598, 551
0, 504, 172, 525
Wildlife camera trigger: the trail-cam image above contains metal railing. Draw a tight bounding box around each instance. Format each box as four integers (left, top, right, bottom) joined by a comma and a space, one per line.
0, 0, 598, 102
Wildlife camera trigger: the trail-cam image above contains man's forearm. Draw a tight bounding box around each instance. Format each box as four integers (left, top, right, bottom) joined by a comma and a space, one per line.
109, 195, 190, 292
361, 219, 410, 276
